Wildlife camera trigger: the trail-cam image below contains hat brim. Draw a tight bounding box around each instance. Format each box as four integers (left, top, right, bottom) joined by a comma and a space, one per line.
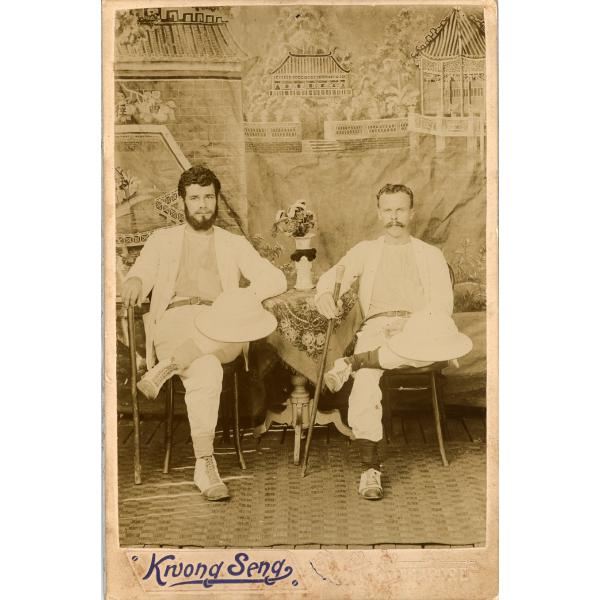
388, 332, 473, 362
195, 311, 278, 343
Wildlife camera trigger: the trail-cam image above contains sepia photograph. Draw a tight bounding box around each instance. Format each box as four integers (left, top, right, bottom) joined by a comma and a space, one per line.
11, 0, 600, 598
104, 1, 497, 596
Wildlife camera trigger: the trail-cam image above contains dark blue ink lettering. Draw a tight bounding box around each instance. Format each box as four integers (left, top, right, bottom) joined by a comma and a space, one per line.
265, 565, 293, 585
208, 561, 223, 580
164, 562, 183, 578
247, 561, 260, 578
144, 553, 296, 589
169, 579, 205, 587
258, 561, 271, 576
170, 578, 260, 587
142, 553, 176, 587
228, 552, 248, 576
271, 559, 284, 578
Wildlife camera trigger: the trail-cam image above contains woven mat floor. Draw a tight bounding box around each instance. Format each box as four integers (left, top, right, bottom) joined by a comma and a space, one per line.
118, 416, 486, 548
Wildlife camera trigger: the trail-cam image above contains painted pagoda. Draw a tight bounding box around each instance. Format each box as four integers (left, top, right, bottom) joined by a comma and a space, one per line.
409, 7, 486, 152
269, 52, 351, 98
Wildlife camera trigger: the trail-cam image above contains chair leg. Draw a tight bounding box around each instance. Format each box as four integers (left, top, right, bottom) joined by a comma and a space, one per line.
437, 374, 450, 438
127, 306, 142, 485
163, 378, 174, 474
220, 384, 232, 444
430, 372, 449, 466
232, 371, 246, 470
382, 388, 392, 444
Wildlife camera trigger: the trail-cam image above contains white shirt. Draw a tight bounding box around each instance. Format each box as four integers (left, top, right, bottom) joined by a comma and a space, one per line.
173, 227, 222, 300
367, 241, 426, 316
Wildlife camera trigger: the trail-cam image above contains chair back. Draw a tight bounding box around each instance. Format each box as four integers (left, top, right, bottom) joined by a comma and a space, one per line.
447, 263, 455, 289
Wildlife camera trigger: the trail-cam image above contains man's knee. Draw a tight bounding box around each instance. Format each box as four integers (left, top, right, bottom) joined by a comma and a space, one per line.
182, 354, 223, 391
351, 368, 383, 392
349, 369, 383, 408
213, 342, 244, 365
348, 368, 384, 441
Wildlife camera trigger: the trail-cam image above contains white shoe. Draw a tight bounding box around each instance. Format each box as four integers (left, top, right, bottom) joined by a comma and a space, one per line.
194, 456, 230, 501
358, 468, 383, 500
324, 358, 353, 392
136, 359, 179, 400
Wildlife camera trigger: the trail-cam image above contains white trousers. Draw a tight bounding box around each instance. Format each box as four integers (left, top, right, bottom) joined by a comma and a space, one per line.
348, 316, 432, 442
154, 305, 243, 457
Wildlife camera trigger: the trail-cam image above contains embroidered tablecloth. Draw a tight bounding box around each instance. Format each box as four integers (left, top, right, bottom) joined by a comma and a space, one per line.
262, 287, 362, 384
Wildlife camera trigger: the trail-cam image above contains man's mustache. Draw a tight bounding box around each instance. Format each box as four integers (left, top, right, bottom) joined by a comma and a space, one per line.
386, 221, 405, 228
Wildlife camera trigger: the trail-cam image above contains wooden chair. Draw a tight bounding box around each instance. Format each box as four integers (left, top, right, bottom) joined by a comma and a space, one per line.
380, 363, 450, 465
126, 306, 246, 484
379, 264, 455, 467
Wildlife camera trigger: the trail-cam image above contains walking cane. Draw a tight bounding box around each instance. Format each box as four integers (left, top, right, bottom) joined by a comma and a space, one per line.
301, 264, 345, 477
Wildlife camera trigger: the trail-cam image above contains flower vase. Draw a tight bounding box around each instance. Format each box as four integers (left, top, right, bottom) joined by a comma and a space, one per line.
292, 235, 315, 291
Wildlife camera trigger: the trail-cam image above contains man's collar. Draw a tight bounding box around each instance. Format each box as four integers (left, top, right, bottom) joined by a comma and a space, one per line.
184, 223, 215, 237
378, 234, 414, 244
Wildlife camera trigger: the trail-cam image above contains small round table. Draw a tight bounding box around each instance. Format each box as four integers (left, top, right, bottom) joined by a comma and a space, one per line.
255, 288, 362, 463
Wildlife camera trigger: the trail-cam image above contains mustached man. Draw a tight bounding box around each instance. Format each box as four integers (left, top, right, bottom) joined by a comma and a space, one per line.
314, 184, 453, 500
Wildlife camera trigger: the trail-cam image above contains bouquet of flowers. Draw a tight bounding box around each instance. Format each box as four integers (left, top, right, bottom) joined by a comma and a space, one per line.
272, 200, 316, 238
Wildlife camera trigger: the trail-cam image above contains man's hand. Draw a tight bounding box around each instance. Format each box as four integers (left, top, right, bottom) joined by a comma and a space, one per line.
315, 292, 343, 320
121, 277, 143, 308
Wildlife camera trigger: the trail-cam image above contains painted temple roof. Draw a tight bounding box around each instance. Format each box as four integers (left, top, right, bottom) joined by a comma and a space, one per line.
413, 8, 486, 60
116, 20, 247, 62
270, 52, 350, 75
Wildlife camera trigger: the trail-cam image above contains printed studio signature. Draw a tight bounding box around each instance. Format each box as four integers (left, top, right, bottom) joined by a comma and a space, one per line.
136, 551, 298, 588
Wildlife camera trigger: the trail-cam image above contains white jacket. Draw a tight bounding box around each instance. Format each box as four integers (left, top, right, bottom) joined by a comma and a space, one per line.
126, 224, 287, 366
315, 236, 453, 318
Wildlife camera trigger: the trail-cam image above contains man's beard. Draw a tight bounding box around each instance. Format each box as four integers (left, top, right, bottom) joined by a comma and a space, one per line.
184, 204, 218, 231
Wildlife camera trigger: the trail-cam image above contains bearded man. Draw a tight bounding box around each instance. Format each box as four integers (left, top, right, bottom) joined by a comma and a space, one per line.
121, 165, 286, 500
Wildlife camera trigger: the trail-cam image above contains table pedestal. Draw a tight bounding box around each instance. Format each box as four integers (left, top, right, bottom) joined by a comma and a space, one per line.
254, 374, 354, 465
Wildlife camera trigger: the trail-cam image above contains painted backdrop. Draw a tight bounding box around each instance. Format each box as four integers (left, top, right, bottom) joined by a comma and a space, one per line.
115, 4, 487, 405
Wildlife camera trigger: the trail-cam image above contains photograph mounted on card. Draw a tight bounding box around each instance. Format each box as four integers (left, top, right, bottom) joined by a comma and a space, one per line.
103, 1, 498, 598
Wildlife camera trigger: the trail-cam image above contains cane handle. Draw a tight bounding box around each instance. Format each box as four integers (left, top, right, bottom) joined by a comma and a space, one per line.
332, 265, 345, 303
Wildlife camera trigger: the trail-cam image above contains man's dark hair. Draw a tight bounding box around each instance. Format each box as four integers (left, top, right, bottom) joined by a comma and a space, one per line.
178, 165, 221, 199
376, 183, 414, 208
